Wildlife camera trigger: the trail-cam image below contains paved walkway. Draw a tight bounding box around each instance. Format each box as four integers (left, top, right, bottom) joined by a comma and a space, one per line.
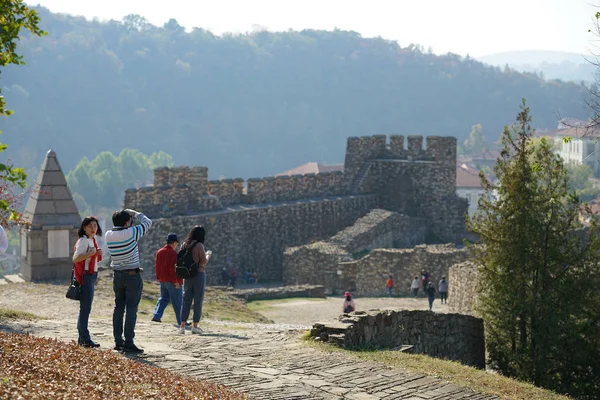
1, 318, 498, 399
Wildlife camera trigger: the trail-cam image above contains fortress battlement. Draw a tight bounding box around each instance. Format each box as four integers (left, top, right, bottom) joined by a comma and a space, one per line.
123, 135, 459, 222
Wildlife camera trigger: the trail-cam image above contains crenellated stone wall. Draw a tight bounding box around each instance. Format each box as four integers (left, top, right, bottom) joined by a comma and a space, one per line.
123, 134, 469, 284
311, 310, 486, 369
448, 261, 480, 316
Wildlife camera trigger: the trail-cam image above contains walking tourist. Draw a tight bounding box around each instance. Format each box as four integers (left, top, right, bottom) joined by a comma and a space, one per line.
105, 209, 152, 353
342, 291, 355, 313
152, 233, 183, 325
426, 282, 436, 311
73, 216, 103, 348
411, 276, 420, 297
179, 225, 211, 335
386, 275, 394, 297
438, 276, 448, 304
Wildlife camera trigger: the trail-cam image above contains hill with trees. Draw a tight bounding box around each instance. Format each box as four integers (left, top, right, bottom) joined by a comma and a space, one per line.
0, 8, 592, 179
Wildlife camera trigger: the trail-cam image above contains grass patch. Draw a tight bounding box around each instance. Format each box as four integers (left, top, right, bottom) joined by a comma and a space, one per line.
136, 281, 272, 324
247, 297, 326, 312
94, 277, 272, 324
0, 307, 41, 321
306, 340, 570, 400
0, 331, 247, 399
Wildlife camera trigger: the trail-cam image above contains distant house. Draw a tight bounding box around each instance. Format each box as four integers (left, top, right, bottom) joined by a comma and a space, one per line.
553, 126, 600, 176
456, 162, 486, 217
274, 162, 344, 176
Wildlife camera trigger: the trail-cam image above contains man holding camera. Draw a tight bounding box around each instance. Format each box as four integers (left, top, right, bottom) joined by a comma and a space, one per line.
105, 209, 152, 353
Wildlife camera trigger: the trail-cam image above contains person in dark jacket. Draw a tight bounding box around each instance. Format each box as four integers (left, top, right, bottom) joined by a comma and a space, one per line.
427, 282, 436, 311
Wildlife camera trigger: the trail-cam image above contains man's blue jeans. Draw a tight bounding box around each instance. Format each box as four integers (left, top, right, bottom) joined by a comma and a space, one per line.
113, 270, 143, 346
77, 272, 97, 342
153, 282, 183, 325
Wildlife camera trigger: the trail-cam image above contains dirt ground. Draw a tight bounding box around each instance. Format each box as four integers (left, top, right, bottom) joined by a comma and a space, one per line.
0, 271, 448, 328
251, 295, 449, 326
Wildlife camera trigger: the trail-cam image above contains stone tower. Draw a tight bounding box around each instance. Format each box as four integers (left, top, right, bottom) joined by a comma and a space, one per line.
20, 150, 81, 281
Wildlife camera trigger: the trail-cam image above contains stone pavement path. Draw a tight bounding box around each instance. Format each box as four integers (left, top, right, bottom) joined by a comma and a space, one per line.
1, 317, 498, 399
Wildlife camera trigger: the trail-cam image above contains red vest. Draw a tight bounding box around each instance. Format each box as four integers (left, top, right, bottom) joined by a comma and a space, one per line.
73, 237, 102, 284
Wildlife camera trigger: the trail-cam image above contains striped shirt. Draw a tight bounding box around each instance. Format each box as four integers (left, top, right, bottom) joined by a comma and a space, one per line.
105, 211, 152, 270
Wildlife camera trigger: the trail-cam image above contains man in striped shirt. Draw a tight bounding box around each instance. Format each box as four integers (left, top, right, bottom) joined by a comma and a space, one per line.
105, 209, 152, 353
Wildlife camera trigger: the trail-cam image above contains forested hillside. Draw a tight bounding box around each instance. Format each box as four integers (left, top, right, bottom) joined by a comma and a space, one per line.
0, 8, 591, 179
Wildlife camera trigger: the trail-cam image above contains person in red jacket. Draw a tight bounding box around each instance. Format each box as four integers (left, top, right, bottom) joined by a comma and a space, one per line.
152, 233, 183, 325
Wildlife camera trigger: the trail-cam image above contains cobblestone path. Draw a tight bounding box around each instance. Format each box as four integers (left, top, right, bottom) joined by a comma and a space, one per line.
1, 318, 498, 399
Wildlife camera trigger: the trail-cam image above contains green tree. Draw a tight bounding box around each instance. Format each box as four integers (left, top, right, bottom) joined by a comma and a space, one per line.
66, 149, 173, 214
0, 1, 45, 223
467, 100, 600, 398
462, 124, 489, 155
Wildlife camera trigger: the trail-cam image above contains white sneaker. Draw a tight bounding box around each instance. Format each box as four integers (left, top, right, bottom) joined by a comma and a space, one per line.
178, 326, 185, 334
191, 326, 203, 334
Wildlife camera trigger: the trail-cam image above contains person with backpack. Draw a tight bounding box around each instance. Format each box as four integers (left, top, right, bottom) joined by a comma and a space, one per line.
151, 233, 183, 325
178, 225, 211, 335
105, 209, 152, 354
342, 291, 355, 313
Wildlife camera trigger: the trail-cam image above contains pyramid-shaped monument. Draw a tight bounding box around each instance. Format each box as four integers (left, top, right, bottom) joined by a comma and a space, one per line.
20, 150, 81, 281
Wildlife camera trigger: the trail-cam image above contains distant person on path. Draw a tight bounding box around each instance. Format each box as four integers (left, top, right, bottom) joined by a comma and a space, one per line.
230, 268, 237, 287
421, 270, 429, 294
179, 226, 211, 335
342, 291, 355, 313
426, 282, 436, 311
0, 225, 8, 254
73, 216, 103, 348
438, 276, 449, 304
386, 275, 394, 297
105, 209, 152, 354
411, 277, 420, 297
220, 268, 230, 286
152, 233, 183, 325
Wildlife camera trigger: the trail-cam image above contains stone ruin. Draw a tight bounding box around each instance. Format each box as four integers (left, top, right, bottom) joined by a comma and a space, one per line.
311, 309, 486, 369
125, 135, 469, 284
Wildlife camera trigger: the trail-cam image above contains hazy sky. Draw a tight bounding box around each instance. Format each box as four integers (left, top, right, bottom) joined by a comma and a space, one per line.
31, 0, 599, 57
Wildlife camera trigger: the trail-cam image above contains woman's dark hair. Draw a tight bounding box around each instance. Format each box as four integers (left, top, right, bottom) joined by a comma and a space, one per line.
185, 225, 206, 244
345, 295, 352, 301
78, 216, 102, 238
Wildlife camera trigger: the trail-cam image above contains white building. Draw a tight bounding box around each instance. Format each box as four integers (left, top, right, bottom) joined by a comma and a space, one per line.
456, 162, 486, 217
554, 127, 600, 176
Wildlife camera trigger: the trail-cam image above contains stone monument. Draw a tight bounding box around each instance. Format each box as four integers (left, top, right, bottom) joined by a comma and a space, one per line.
20, 150, 81, 281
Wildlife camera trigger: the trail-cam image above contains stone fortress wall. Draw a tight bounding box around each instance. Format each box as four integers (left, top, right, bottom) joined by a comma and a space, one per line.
448, 261, 480, 316
123, 135, 469, 284
311, 310, 486, 369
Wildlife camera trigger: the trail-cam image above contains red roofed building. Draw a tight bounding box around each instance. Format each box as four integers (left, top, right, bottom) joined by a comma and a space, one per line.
274, 162, 343, 177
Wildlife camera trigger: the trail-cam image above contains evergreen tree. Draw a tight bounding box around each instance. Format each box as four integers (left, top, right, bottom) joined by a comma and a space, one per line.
467, 99, 600, 399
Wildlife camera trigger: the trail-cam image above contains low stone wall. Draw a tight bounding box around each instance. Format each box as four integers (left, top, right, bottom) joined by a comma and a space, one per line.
354, 245, 470, 296
231, 285, 326, 301
282, 242, 354, 294
283, 209, 429, 294
311, 309, 485, 369
448, 261, 480, 316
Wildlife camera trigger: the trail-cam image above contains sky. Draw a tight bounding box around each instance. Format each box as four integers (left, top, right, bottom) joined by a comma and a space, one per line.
30, 0, 599, 57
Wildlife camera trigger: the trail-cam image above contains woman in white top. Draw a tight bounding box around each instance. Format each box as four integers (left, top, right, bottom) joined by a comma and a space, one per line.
73, 216, 103, 348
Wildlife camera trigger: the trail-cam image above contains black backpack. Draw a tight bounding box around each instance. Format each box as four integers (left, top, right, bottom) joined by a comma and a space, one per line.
175, 242, 199, 279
